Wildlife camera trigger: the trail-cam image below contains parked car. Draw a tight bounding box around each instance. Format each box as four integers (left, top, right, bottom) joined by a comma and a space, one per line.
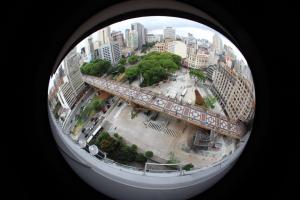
117, 102, 123, 107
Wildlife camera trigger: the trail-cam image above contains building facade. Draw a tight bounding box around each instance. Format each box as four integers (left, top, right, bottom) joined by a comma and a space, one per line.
166, 41, 187, 58
128, 30, 138, 50
94, 42, 121, 65
187, 53, 209, 69
111, 31, 125, 49
211, 63, 255, 122
60, 48, 86, 110
212, 34, 223, 54
153, 42, 166, 52
163, 27, 176, 41
96, 26, 111, 45
131, 23, 145, 49
146, 34, 162, 43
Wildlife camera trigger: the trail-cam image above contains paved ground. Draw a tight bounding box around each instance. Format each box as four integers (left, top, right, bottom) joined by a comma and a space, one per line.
104, 102, 235, 168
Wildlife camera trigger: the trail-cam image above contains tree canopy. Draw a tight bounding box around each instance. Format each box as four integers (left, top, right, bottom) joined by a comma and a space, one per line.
128, 55, 139, 65
124, 52, 182, 86
204, 96, 217, 109
189, 68, 206, 83
80, 59, 112, 76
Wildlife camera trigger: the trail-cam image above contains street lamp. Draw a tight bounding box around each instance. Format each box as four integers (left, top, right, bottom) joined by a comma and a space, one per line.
78, 138, 87, 148
89, 144, 99, 156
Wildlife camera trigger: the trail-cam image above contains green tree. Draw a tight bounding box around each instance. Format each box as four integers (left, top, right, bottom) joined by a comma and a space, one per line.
125, 66, 139, 82
128, 55, 139, 65
135, 153, 147, 162
145, 151, 153, 159
189, 68, 206, 83
91, 98, 105, 110
119, 58, 127, 65
80, 59, 112, 76
183, 163, 194, 171
204, 96, 217, 109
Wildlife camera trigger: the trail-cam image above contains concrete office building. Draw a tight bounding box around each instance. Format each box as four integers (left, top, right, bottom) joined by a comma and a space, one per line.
187, 53, 209, 69
111, 31, 125, 49
211, 63, 255, 122
125, 29, 130, 47
212, 33, 223, 54
128, 30, 139, 50
146, 34, 162, 43
58, 48, 86, 110
96, 26, 111, 45
94, 42, 121, 65
131, 23, 145, 49
163, 27, 176, 41
166, 41, 187, 58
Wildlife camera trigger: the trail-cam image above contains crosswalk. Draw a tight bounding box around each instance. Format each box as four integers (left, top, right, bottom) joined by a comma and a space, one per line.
147, 121, 181, 137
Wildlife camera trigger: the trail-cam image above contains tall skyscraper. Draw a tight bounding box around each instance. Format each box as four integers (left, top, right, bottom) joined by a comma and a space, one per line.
125, 29, 130, 47
163, 27, 176, 41
96, 26, 111, 45
88, 37, 95, 60
131, 23, 145, 49
128, 30, 138, 50
212, 33, 223, 54
58, 48, 86, 110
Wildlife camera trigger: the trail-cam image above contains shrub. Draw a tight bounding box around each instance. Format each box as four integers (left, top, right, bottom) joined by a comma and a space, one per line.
183, 163, 194, 171
135, 153, 147, 162
145, 151, 153, 158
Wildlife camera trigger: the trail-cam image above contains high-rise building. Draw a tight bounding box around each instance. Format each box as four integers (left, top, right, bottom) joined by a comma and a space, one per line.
128, 30, 138, 50
166, 41, 187, 58
212, 33, 223, 54
125, 29, 130, 47
143, 28, 147, 45
111, 31, 125, 49
211, 63, 255, 122
88, 37, 95, 60
163, 27, 176, 41
206, 64, 217, 81
131, 23, 145, 49
94, 42, 121, 65
96, 26, 111, 45
56, 48, 86, 110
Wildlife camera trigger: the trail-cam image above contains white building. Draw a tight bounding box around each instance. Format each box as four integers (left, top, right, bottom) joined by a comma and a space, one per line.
212, 34, 223, 54
163, 27, 176, 41
128, 30, 139, 50
57, 48, 86, 110
94, 42, 121, 65
131, 23, 145, 49
96, 26, 111, 45
166, 41, 187, 58
146, 34, 162, 43
125, 29, 130, 47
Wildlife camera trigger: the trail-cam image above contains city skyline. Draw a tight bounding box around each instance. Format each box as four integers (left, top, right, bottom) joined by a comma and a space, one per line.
76, 16, 247, 62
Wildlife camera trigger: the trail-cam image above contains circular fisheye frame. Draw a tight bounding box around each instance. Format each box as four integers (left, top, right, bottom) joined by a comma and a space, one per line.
48, 15, 255, 200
